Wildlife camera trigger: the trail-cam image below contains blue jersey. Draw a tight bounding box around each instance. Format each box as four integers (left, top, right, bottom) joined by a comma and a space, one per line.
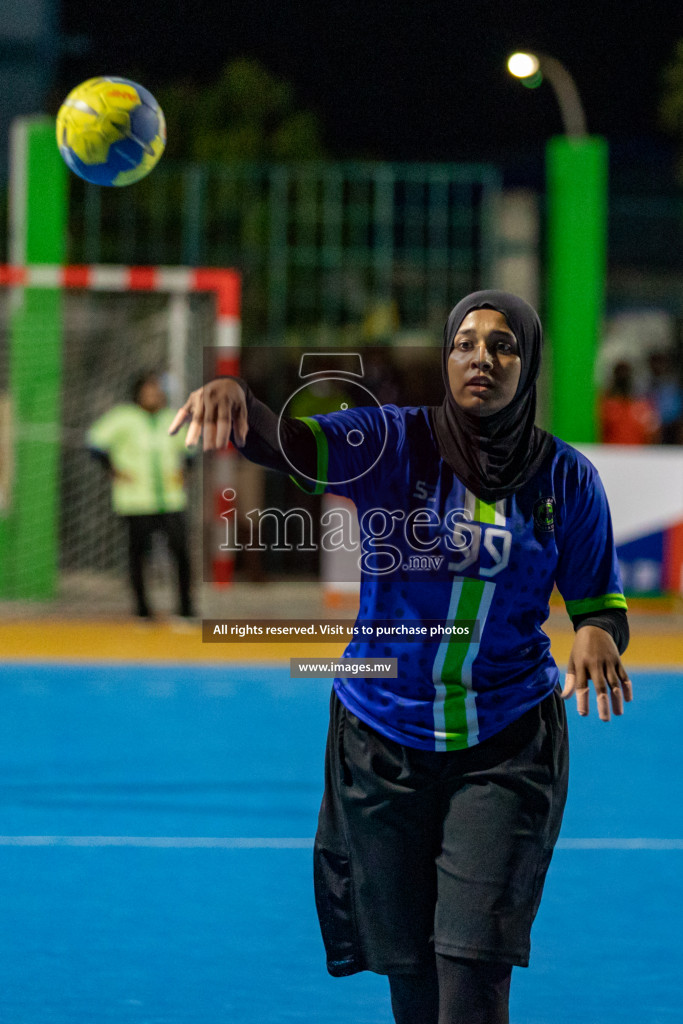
298, 404, 626, 752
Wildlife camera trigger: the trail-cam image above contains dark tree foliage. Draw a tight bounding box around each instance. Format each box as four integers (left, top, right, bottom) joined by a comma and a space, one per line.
660, 40, 683, 178
158, 57, 327, 163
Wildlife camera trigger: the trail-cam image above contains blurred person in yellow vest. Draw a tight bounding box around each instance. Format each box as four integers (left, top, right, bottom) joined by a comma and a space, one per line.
87, 372, 196, 620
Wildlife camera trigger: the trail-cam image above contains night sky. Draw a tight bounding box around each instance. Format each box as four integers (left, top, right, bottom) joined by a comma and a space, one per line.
59, 0, 683, 183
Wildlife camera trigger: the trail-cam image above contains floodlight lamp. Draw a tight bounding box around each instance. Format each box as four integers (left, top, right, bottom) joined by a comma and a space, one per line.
507, 52, 540, 79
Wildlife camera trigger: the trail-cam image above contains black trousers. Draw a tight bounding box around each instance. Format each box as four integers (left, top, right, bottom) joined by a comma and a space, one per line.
314, 687, 568, 977
124, 512, 193, 618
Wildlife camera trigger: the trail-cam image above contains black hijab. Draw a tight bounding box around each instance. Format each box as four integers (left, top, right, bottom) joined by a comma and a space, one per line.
430, 290, 554, 502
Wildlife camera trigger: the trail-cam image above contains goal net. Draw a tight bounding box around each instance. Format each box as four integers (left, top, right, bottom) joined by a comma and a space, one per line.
0, 265, 240, 615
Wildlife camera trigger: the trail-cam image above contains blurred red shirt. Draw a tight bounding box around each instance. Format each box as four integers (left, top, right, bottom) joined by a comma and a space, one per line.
599, 395, 660, 445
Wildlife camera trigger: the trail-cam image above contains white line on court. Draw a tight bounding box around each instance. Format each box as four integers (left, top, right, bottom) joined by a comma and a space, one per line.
0, 836, 315, 848
557, 838, 683, 850
1, 836, 683, 849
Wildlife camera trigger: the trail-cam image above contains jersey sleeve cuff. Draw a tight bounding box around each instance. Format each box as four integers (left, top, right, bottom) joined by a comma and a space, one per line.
564, 593, 628, 616
289, 416, 328, 496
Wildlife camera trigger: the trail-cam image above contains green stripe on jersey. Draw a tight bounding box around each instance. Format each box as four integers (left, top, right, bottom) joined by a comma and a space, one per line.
432, 493, 507, 751
565, 593, 628, 616
474, 496, 498, 525
440, 578, 486, 748
289, 416, 328, 495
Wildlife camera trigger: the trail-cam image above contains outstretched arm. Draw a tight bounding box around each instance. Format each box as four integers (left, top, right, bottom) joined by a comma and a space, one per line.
168, 376, 317, 479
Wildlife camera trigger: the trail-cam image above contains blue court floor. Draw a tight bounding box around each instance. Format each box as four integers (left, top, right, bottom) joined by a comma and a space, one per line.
0, 663, 681, 1023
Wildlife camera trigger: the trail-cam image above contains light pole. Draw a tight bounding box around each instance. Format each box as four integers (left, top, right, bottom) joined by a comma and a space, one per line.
508, 52, 587, 138
508, 52, 607, 443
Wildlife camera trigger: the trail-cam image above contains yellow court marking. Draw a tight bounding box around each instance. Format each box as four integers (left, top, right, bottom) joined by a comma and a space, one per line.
0, 620, 344, 663
1, 619, 681, 667
546, 630, 683, 668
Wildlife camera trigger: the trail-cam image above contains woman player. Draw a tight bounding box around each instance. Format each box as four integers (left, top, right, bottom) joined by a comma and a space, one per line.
170, 291, 632, 1024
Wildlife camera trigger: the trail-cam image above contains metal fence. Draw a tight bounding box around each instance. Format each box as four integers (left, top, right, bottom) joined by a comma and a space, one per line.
607, 194, 683, 315
62, 161, 502, 343
610, 195, 683, 270
0, 160, 681, 333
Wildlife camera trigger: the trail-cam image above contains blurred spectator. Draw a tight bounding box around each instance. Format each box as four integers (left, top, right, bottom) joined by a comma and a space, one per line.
87, 372, 196, 620
599, 360, 661, 445
644, 351, 683, 445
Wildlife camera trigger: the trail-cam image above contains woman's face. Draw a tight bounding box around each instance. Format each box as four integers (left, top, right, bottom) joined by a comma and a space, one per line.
447, 308, 522, 416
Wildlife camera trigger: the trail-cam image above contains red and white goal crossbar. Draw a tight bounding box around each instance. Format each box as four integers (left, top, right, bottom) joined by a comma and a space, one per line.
0, 263, 241, 355
0, 263, 242, 585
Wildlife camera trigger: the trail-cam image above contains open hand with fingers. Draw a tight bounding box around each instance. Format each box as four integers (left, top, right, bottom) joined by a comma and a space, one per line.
561, 625, 633, 721
168, 378, 249, 451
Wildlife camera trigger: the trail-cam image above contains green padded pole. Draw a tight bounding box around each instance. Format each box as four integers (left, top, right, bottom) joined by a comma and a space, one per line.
1, 116, 67, 598
546, 135, 608, 442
